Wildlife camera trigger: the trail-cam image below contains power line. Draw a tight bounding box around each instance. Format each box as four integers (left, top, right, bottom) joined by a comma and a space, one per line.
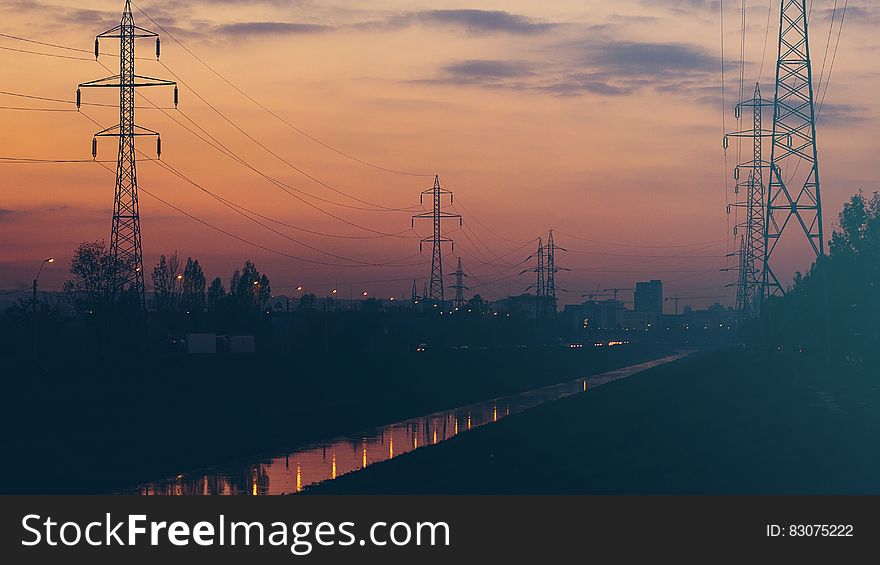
817, 0, 848, 117
131, 1, 433, 178
93, 159, 422, 269
552, 229, 727, 249
86, 78, 421, 238
0, 44, 93, 61
0, 105, 77, 112
77, 109, 423, 267
155, 59, 422, 213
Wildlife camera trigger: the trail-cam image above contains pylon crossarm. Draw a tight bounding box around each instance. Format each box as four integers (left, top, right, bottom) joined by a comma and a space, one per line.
79, 78, 175, 88
97, 24, 158, 39
79, 75, 122, 88
94, 124, 160, 137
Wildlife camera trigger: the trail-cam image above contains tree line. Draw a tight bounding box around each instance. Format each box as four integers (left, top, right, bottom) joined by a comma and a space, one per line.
748, 190, 880, 362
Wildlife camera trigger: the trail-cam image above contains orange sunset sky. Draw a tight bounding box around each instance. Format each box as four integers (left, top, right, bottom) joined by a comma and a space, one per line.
1, 0, 878, 309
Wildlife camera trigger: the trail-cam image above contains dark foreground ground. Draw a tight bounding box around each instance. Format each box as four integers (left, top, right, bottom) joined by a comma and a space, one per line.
313, 349, 880, 494
0, 343, 667, 494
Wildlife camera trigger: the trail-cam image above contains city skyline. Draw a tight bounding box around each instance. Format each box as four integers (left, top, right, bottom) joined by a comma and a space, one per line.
1, 0, 877, 308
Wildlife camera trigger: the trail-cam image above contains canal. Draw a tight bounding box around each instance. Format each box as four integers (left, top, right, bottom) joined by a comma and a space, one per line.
130, 352, 690, 495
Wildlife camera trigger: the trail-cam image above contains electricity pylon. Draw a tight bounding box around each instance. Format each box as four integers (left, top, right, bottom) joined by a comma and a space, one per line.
764, 0, 824, 297
450, 257, 468, 309
725, 82, 773, 318
77, 0, 177, 308
545, 230, 567, 313
521, 238, 546, 316
412, 175, 461, 305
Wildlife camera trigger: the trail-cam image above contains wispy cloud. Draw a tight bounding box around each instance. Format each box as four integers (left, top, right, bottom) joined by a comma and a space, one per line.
214, 21, 330, 36
0, 208, 22, 223
352, 9, 558, 35
422, 37, 722, 99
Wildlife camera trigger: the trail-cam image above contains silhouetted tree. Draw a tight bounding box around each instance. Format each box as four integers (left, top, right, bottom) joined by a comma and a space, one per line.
62, 240, 112, 315
151, 252, 181, 312
207, 277, 226, 312
467, 294, 489, 314
754, 190, 880, 359
230, 260, 271, 308
180, 258, 206, 314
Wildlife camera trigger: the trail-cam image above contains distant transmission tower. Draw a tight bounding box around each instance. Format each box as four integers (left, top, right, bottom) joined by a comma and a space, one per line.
764, 0, 824, 297
545, 230, 566, 313
77, 0, 177, 307
411, 279, 419, 310
725, 83, 773, 318
521, 238, 545, 315
412, 175, 461, 304
450, 257, 468, 309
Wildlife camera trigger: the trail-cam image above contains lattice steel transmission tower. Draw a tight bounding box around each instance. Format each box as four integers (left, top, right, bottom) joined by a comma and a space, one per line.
450, 257, 468, 309
764, 0, 824, 297
77, 0, 177, 308
521, 238, 546, 314
412, 175, 461, 304
545, 230, 566, 312
725, 83, 773, 318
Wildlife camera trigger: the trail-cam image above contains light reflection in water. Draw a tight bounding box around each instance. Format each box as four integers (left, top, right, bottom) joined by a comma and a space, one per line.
130, 353, 686, 495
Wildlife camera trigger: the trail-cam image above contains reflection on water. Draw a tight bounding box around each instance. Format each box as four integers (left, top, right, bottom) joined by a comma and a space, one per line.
131, 353, 687, 495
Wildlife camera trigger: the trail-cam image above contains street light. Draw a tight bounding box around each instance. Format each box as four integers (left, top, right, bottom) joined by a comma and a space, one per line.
32, 257, 55, 311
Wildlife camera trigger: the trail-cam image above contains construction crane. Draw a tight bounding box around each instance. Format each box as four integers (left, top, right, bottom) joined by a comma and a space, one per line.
602, 287, 634, 302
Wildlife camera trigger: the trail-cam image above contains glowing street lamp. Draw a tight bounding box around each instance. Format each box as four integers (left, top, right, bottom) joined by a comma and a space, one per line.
32, 257, 54, 310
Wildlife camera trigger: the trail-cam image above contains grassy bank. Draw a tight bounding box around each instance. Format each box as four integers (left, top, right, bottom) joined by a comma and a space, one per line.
313, 348, 880, 494
0, 343, 667, 494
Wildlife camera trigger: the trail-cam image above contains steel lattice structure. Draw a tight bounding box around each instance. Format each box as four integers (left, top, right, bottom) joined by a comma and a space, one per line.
725, 83, 773, 319
451, 257, 468, 309
545, 229, 566, 312
412, 175, 461, 304
77, 0, 177, 308
764, 0, 824, 297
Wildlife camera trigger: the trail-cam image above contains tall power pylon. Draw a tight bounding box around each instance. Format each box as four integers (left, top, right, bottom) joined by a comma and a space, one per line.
545, 230, 566, 312
450, 257, 468, 309
725, 83, 773, 318
412, 175, 461, 304
534, 238, 546, 298
521, 238, 546, 315
764, 0, 824, 298
78, 0, 177, 307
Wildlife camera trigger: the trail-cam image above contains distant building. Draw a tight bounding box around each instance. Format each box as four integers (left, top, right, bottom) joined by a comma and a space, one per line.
492, 294, 554, 319
582, 299, 625, 331
635, 280, 663, 322
618, 309, 655, 331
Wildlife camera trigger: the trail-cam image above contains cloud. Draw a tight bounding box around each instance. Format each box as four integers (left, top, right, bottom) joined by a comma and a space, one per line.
413, 10, 556, 34
214, 21, 330, 36
812, 3, 880, 26
0, 208, 22, 222
356, 9, 557, 35
441, 60, 534, 83
583, 40, 717, 78
423, 38, 722, 99
815, 103, 868, 126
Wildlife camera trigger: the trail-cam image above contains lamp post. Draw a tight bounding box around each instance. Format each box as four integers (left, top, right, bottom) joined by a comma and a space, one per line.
32, 257, 55, 313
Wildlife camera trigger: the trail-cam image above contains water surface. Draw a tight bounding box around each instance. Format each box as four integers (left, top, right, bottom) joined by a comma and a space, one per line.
132, 352, 688, 495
